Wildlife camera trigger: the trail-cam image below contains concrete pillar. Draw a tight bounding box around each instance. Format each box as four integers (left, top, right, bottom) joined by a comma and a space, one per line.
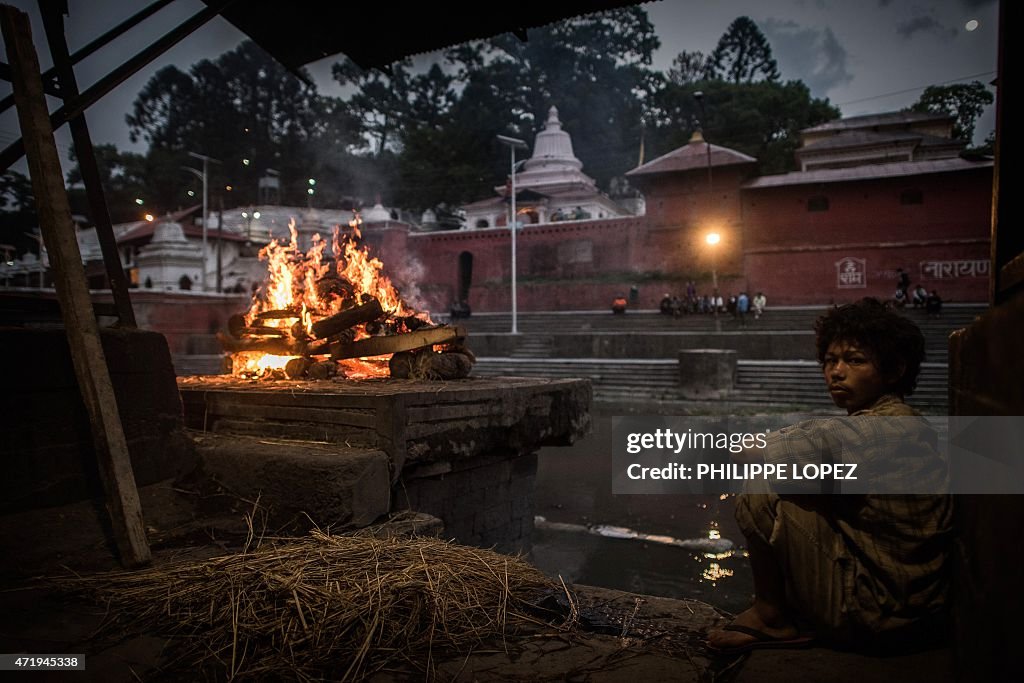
678, 349, 737, 399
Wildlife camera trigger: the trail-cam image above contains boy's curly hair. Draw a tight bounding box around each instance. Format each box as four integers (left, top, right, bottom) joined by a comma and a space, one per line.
814, 298, 926, 396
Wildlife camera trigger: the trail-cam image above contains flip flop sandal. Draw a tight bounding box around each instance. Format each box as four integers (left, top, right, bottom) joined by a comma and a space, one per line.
706, 623, 815, 655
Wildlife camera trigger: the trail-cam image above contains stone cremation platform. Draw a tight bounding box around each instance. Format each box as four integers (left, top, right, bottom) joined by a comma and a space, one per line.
178, 375, 591, 552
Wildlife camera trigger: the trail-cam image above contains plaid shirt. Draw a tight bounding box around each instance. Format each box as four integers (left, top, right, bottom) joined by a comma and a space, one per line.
758, 395, 954, 634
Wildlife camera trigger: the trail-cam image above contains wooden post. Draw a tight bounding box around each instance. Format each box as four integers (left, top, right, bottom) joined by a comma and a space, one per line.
1, 5, 151, 566
40, 1, 136, 327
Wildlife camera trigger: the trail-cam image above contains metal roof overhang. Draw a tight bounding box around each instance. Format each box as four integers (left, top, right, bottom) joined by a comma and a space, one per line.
203, 0, 643, 73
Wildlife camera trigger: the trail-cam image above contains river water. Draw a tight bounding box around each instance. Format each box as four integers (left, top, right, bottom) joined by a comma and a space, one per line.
530, 406, 755, 615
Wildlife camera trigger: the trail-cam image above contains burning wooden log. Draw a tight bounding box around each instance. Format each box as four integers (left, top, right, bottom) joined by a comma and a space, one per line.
307, 360, 339, 380
310, 300, 384, 340
306, 328, 356, 356
254, 309, 301, 320
227, 311, 299, 339
331, 325, 465, 360
284, 357, 314, 379
389, 349, 474, 380
227, 314, 247, 337
237, 325, 289, 338
217, 332, 308, 356
315, 275, 354, 301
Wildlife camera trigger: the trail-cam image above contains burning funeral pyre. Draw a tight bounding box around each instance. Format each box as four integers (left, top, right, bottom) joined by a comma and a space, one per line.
218, 218, 473, 381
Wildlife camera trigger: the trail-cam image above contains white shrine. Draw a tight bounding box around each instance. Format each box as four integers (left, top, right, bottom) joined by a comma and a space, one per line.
461, 106, 635, 229
134, 220, 204, 291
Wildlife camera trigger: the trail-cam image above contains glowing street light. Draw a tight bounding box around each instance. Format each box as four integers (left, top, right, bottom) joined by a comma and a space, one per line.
242, 209, 261, 241
134, 198, 144, 205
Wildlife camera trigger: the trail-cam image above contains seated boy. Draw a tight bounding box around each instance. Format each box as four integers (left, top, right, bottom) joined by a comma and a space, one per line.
707, 299, 952, 653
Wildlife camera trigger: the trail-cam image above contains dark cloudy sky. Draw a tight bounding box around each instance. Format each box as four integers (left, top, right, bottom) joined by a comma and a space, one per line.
0, 0, 1000, 177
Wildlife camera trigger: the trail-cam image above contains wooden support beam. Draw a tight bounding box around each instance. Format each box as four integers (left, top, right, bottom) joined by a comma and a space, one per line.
1, 5, 150, 566
40, 1, 136, 327
331, 325, 466, 360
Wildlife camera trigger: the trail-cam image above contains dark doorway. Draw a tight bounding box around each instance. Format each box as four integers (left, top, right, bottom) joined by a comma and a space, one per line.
458, 251, 473, 302
450, 251, 474, 319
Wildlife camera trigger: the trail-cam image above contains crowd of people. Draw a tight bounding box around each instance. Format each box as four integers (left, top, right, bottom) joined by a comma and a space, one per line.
659, 282, 767, 323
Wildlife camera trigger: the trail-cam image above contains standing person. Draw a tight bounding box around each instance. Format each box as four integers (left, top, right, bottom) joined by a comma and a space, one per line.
737, 291, 750, 326
753, 291, 767, 320
706, 299, 951, 654
926, 289, 943, 318
713, 291, 724, 315
896, 268, 911, 296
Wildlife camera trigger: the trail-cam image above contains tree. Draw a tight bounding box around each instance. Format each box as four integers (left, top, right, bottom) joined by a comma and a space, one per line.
910, 81, 994, 144
64, 144, 189, 222
668, 50, 709, 86
706, 17, 780, 84
649, 79, 839, 174
126, 41, 354, 208
0, 170, 33, 212
329, 7, 662, 212
1, 170, 38, 261
332, 58, 417, 156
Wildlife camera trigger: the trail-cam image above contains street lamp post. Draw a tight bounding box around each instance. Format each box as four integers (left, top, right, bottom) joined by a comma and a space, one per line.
706, 231, 721, 332
693, 91, 712, 189
183, 152, 220, 291
497, 134, 528, 334
241, 209, 261, 243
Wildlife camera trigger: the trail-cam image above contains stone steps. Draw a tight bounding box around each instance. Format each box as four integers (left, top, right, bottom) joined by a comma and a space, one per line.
457, 306, 983, 338
473, 358, 949, 411
509, 335, 555, 358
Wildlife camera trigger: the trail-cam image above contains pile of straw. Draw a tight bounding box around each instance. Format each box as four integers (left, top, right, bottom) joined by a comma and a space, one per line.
72, 531, 560, 681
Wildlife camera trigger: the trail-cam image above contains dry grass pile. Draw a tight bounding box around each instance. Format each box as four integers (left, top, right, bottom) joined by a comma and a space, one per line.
69, 531, 561, 681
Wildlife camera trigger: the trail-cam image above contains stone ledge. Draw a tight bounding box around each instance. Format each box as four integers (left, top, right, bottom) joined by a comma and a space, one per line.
192, 431, 391, 529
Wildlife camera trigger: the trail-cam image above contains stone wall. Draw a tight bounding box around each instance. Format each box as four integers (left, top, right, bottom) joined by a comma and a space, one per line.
394, 454, 537, 554
1, 327, 197, 513
367, 163, 991, 310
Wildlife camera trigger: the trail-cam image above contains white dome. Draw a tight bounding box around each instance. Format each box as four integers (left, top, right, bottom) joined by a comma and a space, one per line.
362, 202, 391, 223
152, 220, 187, 243
523, 106, 583, 172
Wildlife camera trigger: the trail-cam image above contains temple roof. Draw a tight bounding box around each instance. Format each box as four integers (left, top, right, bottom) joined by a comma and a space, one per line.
801, 110, 953, 134
742, 157, 992, 189
797, 130, 962, 153
626, 132, 757, 177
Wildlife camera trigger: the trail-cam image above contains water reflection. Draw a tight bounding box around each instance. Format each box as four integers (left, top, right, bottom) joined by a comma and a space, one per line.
531, 408, 755, 614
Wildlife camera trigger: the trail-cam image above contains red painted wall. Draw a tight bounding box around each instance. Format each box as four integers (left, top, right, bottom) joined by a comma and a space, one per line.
741, 168, 992, 304
366, 163, 991, 310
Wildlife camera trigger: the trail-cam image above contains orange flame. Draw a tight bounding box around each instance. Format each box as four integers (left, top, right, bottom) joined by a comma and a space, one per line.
232, 215, 432, 379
